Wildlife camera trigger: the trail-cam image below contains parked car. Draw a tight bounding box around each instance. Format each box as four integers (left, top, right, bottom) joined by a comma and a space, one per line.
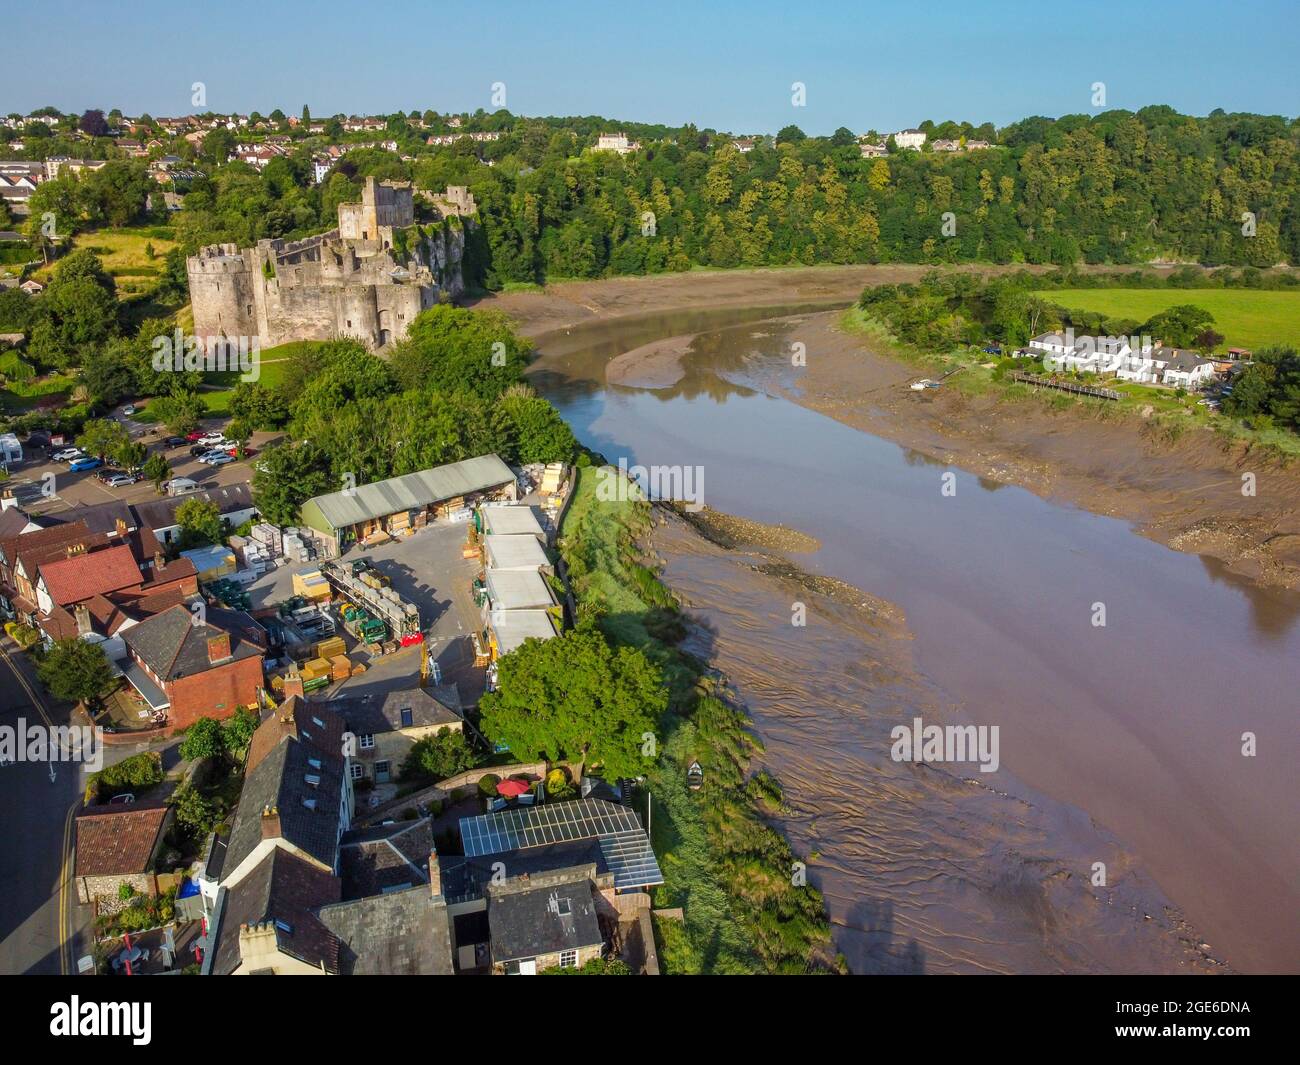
68, 457, 102, 472
108, 793, 135, 805
185, 431, 207, 442
197, 432, 227, 445
202, 452, 235, 466
105, 473, 139, 487
121, 404, 136, 416
164, 436, 188, 448
51, 448, 83, 462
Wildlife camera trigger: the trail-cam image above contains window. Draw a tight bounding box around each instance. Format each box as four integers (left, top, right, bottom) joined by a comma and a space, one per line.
359, 734, 375, 750
350, 763, 365, 781
559, 950, 577, 969
399, 708, 413, 728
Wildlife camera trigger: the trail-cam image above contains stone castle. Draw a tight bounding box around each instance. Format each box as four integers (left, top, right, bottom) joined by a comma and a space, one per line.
187, 179, 477, 350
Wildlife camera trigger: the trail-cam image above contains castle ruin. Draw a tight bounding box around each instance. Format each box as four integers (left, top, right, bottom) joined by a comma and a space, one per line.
187, 178, 475, 350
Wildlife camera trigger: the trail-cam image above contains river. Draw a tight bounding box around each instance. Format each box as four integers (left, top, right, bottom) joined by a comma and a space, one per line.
528, 307, 1300, 975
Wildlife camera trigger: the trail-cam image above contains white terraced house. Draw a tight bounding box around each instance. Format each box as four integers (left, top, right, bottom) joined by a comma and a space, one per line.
1159, 349, 1219, 390
1028, 333, 1148, 375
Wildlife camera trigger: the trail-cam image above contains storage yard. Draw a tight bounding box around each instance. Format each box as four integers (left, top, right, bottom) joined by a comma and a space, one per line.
222, 458, 572, 710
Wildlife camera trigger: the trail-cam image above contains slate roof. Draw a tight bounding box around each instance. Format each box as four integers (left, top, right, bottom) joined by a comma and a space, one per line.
130, 483, 254, 532
225, 700, 346, 877
39, 544, 142, 605
317, 885, 454, 975
301, 454, 514, 532
121, 604, 262, 682
338, 819, 432, 899
45, 499, 136, 537
0, 506, 32, 541
487, 873, 603, 964
75, 803, 169, 877
210, 848, 341, 975
326, 686, 462, 737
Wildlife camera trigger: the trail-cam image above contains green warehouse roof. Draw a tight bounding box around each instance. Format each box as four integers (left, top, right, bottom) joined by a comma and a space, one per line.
301, 454, 515, 534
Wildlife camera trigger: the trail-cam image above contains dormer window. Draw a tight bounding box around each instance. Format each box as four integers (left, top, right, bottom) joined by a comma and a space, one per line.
305, 774, 320, 787
399, 708, 413, 728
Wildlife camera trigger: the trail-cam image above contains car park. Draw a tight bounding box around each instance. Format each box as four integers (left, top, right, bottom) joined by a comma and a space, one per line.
68, 456, 102, 472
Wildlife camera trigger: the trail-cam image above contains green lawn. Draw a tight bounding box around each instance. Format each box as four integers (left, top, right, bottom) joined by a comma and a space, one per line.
1038, 288, 1300, 350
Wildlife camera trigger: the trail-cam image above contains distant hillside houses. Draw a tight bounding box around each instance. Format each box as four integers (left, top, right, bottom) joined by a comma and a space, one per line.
594, 132, 639, 155
891, 128, 927, 149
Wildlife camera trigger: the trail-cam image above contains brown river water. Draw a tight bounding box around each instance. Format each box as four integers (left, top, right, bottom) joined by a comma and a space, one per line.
528, 306, 1300, 975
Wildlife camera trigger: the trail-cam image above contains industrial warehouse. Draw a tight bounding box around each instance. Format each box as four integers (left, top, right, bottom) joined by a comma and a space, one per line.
299, 454, 518, 554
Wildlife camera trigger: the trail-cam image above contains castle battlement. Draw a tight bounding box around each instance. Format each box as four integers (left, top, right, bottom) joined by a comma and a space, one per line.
187, 182, 469, 350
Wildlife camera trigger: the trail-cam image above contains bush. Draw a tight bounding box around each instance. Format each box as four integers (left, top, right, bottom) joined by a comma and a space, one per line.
86, 751, 163, 803
478, 773, 500, 797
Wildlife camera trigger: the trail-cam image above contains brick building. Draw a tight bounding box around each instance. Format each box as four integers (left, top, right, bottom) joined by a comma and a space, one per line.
121, 605, 265, 729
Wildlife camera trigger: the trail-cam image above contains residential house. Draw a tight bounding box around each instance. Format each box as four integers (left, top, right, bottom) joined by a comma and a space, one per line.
1160, 349, 1219, 390
859, 142, 888, 158
74, 803, 171, 905
891, 128, 926, 149
326, 686, 464, 785
594, 132, 638, 155
131, 483, 257, 545
120, 604, 265, 729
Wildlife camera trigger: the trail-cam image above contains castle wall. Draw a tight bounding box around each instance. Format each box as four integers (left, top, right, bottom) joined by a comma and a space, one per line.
187, 183, 468, 351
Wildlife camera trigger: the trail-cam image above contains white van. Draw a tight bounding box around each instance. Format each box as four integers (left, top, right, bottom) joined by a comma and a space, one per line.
167, 477, 201, 496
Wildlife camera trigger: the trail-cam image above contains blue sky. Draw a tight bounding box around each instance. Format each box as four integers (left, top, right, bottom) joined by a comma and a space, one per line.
8, 0, 1298, 133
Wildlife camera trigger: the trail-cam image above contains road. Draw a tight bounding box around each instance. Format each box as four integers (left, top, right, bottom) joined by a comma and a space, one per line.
0, 641, 88, 975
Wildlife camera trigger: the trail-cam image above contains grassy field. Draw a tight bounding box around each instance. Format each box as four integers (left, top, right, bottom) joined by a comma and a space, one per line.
36, 226, 178, 298
1038, 288, 1300, 350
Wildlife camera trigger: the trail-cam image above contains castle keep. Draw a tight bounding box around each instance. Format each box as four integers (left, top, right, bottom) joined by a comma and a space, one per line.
187, 179, 475, 350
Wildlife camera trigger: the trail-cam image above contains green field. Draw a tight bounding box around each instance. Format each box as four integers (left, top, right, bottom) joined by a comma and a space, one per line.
1037, 288, 1300, 351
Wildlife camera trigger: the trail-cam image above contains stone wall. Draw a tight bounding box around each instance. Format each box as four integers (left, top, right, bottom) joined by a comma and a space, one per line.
187, 181, 469, 351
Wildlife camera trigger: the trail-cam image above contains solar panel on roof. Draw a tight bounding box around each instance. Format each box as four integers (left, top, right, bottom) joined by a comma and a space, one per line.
458, 798, 663, 889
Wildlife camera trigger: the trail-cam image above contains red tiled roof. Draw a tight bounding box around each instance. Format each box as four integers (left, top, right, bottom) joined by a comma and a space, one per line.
39, 544, 142, 606
75, 804, 169, 877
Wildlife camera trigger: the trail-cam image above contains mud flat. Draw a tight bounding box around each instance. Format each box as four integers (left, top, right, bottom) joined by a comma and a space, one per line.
481, 263, 1100, 339
762, 311, 1300, 590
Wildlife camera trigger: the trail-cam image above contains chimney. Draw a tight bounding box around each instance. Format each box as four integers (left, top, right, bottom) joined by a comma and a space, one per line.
65, 542, 87, 558
1, 489, 15, 512
74, 603, 92, 636
206, 632, 231, 664
114, 517, 128, 537
428, 849, 442, 899
260, 804, 281, 839
153, 551, 165, 573
281, 672, 304, 699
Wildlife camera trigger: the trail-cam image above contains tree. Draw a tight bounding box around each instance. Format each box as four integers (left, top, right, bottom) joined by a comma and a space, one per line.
222, 706, 259, 751
178, 717, 225, 762
77, 418, 130, 461
117, 439, 148, 470
776, 125, 806, 144
251, 442, 333, 525
228, 381, 289, 430
149, 389, 206, 433
37, 639, 116, 709
400, 727, 476, 781
172, 782, 218, 833
478, 628, 667, 779
142, 452, 171, 490
175, 497, 222, 547
1193, 328, 1225, 354
498, 394, 576, 463
79, 109, 109, 137
1142, 305, 1215, 348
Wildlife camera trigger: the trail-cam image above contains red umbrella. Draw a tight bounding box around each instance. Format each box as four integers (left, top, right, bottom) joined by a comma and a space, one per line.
496, 778, 532, 797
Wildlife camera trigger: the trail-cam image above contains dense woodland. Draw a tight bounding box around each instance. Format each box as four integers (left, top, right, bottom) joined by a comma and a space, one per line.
28, 106, 1288, 284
